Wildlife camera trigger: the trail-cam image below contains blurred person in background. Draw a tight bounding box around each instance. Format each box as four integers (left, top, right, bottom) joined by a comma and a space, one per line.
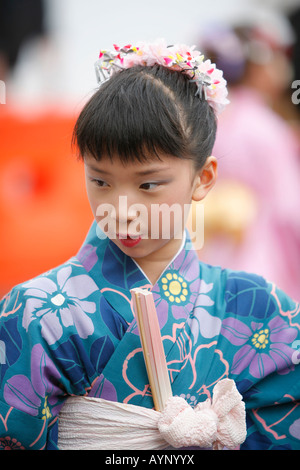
0, 0, 46, 81
195, 9, 300, 301
289, 6, 300, 119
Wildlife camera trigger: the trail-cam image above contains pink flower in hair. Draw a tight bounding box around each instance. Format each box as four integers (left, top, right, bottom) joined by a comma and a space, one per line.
95, 39, 229, 115
195, 59, 229, 114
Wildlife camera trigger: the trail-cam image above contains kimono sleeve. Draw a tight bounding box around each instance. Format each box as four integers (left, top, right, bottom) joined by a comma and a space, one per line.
243, 367, 300, 450
236, 281, 300, 450
0, 287, 66, 450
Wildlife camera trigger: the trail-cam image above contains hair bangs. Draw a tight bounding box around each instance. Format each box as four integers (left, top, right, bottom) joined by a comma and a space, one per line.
73, 66, 190, 164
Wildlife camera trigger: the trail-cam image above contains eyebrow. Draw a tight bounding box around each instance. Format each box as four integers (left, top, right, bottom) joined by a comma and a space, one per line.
86, 164, 170, 177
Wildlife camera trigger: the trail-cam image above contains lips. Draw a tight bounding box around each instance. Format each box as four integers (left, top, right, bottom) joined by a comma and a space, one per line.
117, 234, 142, 247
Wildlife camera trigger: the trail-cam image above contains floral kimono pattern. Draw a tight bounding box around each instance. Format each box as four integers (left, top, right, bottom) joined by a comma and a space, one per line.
0, 222, 300, 450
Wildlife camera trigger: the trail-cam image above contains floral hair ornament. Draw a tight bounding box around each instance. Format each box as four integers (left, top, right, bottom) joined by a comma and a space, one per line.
94, 39, 229, 115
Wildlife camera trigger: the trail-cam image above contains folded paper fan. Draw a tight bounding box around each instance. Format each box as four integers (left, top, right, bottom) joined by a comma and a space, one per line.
131, 288, 172, 411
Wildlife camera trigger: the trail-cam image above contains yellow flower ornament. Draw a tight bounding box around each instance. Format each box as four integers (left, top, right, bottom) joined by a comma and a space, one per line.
161, 272, 190, 304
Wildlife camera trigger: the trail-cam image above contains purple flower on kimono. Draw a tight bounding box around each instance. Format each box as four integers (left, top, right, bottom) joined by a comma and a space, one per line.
4, 344, 62, 417
77, 244, 98, 272
289, 418, 300, 441
89, 374, 118, 401
221, 316, 298, 378
22, 265, 98, 345
152, 246, 201, 328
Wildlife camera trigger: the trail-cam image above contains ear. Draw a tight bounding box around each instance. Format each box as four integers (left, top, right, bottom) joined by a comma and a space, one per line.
192, 156, 218, 202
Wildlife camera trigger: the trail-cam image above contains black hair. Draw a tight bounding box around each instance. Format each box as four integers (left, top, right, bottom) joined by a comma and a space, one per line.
73, 64, 217, 170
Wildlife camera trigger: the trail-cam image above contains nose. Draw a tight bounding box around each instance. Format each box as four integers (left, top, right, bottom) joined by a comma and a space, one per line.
113, 195, 142, 234
115, 195, 136, 222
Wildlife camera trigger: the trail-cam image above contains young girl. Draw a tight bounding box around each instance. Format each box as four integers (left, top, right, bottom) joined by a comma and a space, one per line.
0, 40, 299, 451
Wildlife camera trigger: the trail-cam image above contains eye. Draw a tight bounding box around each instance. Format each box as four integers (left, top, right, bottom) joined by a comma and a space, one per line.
139, 182, 159, 191
90, 178, 108, 188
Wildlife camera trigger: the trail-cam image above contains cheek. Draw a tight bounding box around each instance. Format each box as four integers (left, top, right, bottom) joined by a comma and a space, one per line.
148, 195, 190, 238
86, 193, 97, 217
163, 186, 193, 207
85, 184, 102, 218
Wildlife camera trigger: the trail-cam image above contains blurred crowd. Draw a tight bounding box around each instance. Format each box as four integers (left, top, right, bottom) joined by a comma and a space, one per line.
196, 6, 300, 300
0, 1, 299, 300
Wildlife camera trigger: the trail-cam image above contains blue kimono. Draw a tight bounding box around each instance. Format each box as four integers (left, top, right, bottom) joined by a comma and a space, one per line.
0, 222, 300, 450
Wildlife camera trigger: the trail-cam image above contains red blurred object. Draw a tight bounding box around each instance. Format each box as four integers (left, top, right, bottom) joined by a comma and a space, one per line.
0, 108, 93, 295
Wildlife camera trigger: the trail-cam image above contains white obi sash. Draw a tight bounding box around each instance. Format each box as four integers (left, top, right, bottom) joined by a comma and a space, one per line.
58, 396, 167, 450
57, 379, 246, 450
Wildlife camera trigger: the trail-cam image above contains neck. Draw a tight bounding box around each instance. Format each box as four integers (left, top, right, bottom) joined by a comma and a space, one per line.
132, 235, 186, 285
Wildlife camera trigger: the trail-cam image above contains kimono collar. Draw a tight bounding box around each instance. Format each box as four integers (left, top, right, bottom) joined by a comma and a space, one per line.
76, 221, 200, 299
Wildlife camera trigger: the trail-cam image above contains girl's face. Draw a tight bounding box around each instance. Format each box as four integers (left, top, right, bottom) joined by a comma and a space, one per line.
84, 153, 217, 278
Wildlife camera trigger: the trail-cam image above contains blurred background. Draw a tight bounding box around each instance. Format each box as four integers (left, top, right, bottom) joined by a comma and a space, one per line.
0, 0, 299, 299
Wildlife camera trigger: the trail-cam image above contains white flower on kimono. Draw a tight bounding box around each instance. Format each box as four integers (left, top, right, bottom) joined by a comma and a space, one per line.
187, 280, 221, 342
179, 392, 198, 407
22, 265, 99, 345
